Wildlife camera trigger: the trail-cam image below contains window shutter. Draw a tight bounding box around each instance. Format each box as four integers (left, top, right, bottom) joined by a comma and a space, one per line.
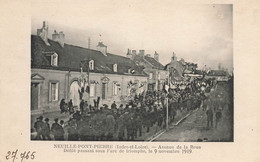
55, 83, 59, 101
49, 82, 52, 101
51, 55, 53, 66
54, 55, 58, 66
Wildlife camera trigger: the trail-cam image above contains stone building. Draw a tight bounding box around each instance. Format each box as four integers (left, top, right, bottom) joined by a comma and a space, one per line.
165, 52, 202, 83
126, 49, 168, 91
31, 22, 147, 114
164, 52, 185, 82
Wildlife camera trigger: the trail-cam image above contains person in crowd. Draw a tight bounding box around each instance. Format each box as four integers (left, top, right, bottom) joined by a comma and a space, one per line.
73, 111, 82, 122
206, 107, 214, 128
60, 120, 65, 128
111, 101, 117, 110
105, 111, 116, 141
215, 108, 222, 128
60, 99, 66, 113
80, 99, 84, 114
83, 101, 89, 115
68, 119, 78, 141
34, 116, 44, 140
69, 99, 74, 115
42, 118, 51, 140
51, 118, 64, 140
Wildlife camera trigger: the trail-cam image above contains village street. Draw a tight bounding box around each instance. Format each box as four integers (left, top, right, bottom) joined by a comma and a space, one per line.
154, 82, 233, 142
153, 106, 233, 142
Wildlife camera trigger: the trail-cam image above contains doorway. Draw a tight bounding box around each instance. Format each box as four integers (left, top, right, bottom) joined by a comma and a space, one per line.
70, 81, 80, 107
102, 83, 106, 99
31, 83, 39, 110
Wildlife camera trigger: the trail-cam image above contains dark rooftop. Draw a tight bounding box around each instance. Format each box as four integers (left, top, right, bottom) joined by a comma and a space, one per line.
144, 56, 165, 70
31, 35, 145, 76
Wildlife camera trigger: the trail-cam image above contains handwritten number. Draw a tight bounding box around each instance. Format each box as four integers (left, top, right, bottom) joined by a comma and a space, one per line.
6, 150, 36, 162
6, 151, 11, 160
20, 151, 26, 162
11, 149, 18, 162
26, 151, 30, 159
31, 152, 36, 159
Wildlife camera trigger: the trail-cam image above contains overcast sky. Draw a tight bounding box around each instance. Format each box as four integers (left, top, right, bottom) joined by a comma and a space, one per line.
31, 1, 233, 71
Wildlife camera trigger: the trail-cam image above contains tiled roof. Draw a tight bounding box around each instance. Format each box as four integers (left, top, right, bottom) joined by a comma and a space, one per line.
31, 35, 145, 76
143, 56, 165, 70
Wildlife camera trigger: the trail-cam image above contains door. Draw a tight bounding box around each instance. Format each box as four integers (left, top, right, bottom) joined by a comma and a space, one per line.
31, 83, 39, 110
70, 81, 80, 107
102, 83, 106, 99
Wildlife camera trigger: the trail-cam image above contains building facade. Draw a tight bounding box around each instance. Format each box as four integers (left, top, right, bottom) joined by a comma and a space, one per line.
31, 22, 147, 114
126, 49, 168, 91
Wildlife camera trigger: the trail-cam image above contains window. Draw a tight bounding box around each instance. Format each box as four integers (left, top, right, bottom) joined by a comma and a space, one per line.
128, 68, 135, 74
113, 64, 117, 72
90, 83, 96, 97
113, 82, 118, 95
51, 53, 58, 66
149, 73, 153, 79
49, 82, 59, 101
89, 60, 94, 70
158, 72, 161, 80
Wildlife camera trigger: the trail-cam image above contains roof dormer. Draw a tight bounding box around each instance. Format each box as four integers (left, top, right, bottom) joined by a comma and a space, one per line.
43, 52, 58, 66
113, 64, 117, 72
51, 53, 58, 66
89, 60, 94, 70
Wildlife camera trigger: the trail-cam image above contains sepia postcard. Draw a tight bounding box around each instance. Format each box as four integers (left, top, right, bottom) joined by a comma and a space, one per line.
0, 0, 260, 162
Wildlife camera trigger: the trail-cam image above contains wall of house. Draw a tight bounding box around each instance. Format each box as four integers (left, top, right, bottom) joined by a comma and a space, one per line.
31, 68, 147, 112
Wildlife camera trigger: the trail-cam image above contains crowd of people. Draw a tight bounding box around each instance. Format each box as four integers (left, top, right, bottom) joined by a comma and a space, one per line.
33, 77, 224, 141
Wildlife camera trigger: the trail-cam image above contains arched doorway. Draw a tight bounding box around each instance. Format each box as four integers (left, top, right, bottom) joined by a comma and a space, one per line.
70, 81, 80, 108
101, 76, 110, 100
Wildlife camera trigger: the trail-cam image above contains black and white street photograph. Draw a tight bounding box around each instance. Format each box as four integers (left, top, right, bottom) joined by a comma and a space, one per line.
31, 4, 233, 142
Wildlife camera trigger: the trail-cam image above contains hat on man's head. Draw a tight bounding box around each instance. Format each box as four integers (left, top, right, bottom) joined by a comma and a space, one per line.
44, 118, 49, 121
37, 116, 43, 120
54, 118, 59, 122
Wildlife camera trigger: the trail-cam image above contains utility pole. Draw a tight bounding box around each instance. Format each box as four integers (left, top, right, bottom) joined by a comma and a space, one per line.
166, 68, 170, 131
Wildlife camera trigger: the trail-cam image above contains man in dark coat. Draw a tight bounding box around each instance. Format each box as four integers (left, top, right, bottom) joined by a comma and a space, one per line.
42, 118, 51, 140
206, 108, 214, 128
80, 99, 85, 114
215, 109, 222, 128
34, 116, 44, 140
51, 118, 65, 140
68, 119, 78, 141
111, 101, 117, 110
60, 99, 66, 113
69, 99, 74, 115
105, 111, 116, 141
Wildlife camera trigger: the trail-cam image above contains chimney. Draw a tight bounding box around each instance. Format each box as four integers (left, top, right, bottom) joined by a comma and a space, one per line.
154, 51, 159, 62
171, 52, 177, 62
52, 30, 65, 47
132, 50, 136, 55
139, 50, 145, 56
97, 42, 107, 56
126, 49, 133, 60
37, 21, 50, 46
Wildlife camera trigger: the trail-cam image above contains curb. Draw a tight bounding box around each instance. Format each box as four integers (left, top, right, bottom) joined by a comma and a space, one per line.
146, 108, 199, 142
